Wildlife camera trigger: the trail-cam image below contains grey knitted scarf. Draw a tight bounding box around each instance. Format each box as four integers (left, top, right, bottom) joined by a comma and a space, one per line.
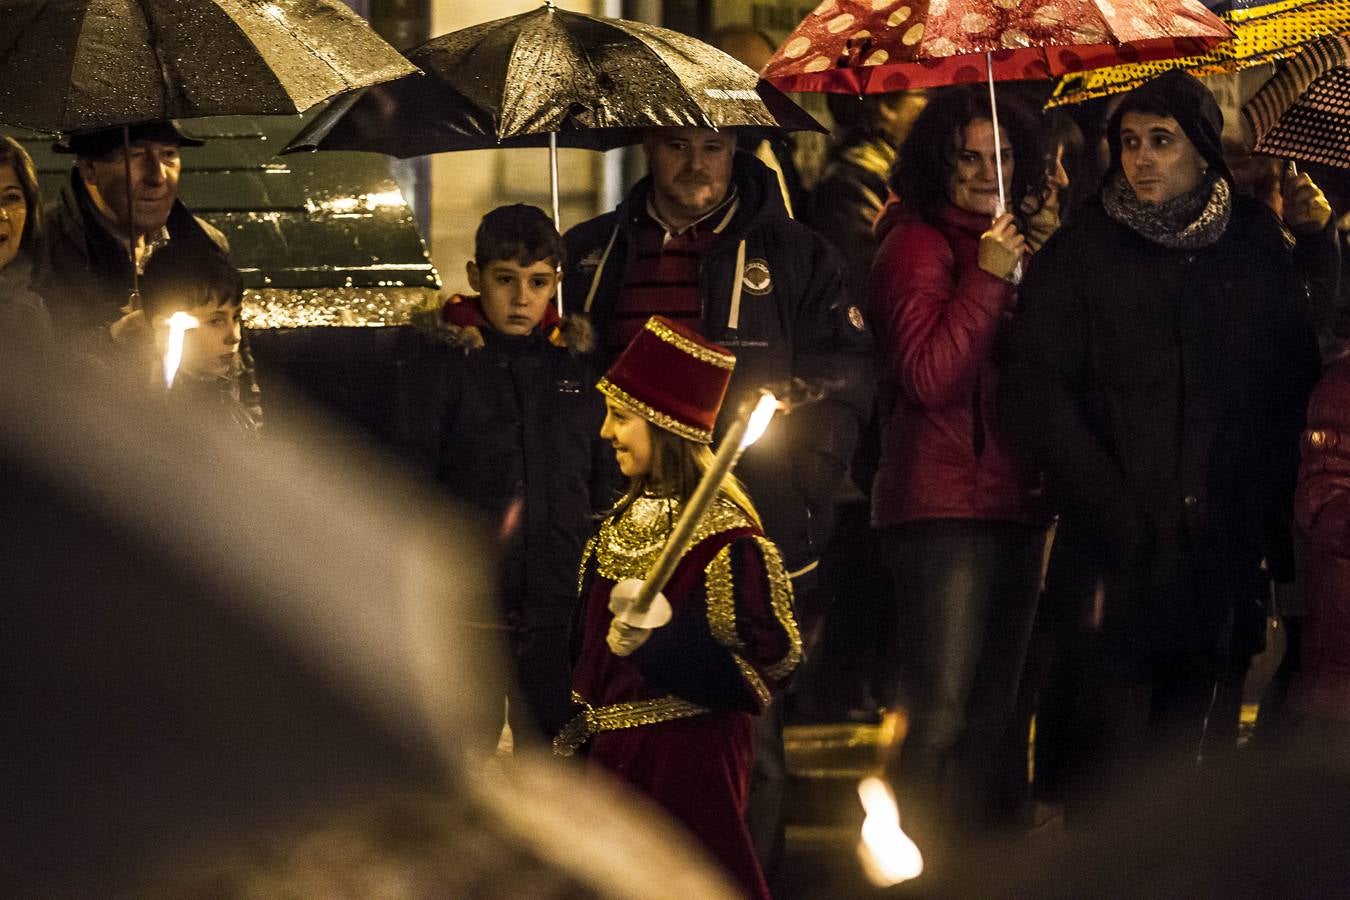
1102, 170, 1232, 249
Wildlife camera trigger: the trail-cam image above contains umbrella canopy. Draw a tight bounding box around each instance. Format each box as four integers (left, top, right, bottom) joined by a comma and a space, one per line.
1253, 63, 1350, 164
287, 3, 821, 158
761, 0, 1232, 93
0, 0, 418, 133
285, 75, 820, 157
1244, 33, 1350, 138
1048, 0, 1350, 106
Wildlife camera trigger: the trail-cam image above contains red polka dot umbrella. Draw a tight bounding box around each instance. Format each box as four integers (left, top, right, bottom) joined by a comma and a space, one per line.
764, 0, 1232, 212
763, 0, 1234, 94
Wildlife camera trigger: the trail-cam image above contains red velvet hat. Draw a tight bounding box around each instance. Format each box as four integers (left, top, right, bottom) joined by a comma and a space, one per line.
598, 316, 735, 443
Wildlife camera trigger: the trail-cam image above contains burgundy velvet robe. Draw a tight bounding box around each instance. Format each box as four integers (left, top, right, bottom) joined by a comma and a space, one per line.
569, 501, 800, 899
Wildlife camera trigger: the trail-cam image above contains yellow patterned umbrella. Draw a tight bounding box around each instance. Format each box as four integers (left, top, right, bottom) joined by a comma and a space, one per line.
1048, 0, 1350, 106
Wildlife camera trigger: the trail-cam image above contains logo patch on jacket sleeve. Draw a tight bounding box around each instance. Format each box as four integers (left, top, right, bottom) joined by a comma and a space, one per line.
847, 305, 866, 331
742, 259, 773, 295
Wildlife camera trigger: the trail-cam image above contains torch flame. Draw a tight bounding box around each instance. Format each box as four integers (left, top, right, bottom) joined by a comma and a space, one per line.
740, 391, 780, 449
857, 776, 924, 887
163, 311, 199, 389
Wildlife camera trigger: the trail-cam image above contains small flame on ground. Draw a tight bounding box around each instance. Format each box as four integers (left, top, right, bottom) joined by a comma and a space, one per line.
740, 391, 781, 449
857, 776, 924, 887
163, 312, 199, 389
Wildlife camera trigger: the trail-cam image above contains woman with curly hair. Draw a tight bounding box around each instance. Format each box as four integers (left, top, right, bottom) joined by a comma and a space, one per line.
867, 86, 1051, 847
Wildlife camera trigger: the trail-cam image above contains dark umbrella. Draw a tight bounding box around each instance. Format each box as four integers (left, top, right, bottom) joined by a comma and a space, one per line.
285, 2, 822, 230
0, 0, 417, 310
0, 0, 418, 132
287, 73, 819, 157
1254, 64, 1350, 167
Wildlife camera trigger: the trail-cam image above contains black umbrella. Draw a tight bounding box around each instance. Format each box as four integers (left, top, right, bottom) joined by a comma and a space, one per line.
284, 2, 822, 231
0, 0, 418, 132
287, 71, 819, 157
0, 0, 418, 308
1254, 64, 1350, 168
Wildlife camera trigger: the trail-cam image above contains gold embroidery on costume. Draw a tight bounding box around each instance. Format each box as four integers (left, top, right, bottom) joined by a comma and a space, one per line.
733, 654, 772, 708
594, 495, 751, 583
577, 534, 597, 597
553, 691, 709, 757
754, 536, 803, 681
705, 545, 740, 648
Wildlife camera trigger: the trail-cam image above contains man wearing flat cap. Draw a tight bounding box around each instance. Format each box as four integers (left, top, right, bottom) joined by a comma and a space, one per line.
37, 120, 230, 345
1002, 70, 1336, 822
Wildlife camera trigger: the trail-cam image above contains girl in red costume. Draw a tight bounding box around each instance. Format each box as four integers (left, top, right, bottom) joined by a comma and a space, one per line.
555, 315, 802, 900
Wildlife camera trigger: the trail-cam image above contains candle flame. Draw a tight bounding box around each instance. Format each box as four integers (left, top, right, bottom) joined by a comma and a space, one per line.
163, 312, 199, 389
740, 391, 780, 449
857, 776, 924, 887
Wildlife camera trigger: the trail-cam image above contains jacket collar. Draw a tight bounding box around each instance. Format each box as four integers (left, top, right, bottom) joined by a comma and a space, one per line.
939, 203, 997, 237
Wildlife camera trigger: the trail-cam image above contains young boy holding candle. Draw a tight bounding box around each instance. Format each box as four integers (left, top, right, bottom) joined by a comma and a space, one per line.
139, 241, 260, 435
555, 315, 802, 900
401, 204, 615, 747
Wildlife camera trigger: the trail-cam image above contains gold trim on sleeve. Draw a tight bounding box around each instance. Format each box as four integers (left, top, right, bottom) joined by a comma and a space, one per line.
705, 545, 740, 649
577, 534, 598, 597
733, 653, 772, 709
753, 536, 803, 682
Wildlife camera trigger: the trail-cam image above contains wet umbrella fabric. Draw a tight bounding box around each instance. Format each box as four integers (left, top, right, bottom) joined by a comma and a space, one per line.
763, 0, 1230, 214
1254, 64, 1350, 165
286, 4, 822, 158
285, 74, 820, 157
1244, 33, 1350, 140
760, 0, 1232, 94
0, 0, 419, 134
1048, 0, 1350, 107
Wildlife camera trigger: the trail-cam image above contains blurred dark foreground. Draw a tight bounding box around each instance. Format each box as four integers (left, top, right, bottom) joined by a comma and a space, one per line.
0, 347, 737, 899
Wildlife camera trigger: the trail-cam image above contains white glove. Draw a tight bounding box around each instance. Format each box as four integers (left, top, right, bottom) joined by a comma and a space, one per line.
605, 578, 671, 658
608, 578, 672, 628
607, 617, 652, 657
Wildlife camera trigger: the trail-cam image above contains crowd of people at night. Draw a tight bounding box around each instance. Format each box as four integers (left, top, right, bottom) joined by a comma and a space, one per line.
6, 49, 1350, 898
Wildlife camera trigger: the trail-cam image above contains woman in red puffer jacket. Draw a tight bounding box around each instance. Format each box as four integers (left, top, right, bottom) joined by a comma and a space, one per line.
1295, 355, 1350, 725
868, 86, 1052, 840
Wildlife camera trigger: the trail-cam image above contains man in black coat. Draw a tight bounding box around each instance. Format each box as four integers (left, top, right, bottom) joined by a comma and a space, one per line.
564, 127, 874, 883
1002, 71, 1334, 822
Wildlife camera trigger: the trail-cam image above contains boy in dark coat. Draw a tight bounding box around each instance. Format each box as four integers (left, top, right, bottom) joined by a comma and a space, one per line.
403, 205, 616, 744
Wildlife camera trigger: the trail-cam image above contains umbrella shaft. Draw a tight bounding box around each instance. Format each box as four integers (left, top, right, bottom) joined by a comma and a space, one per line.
122, 126, 141, 307
549, 131, 563, 316
985, 52, 1007, 216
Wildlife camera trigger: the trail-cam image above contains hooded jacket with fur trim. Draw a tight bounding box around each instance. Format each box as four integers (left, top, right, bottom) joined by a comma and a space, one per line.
399, 300, 617, 630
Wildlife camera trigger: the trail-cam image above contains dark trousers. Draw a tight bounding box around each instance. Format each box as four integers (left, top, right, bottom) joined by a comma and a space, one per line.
791, 499, 897, 718
882, 519, 1046, 840
1058, 627, 1224, 828
746, 569, 818, 890
506, 624, 573, 746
